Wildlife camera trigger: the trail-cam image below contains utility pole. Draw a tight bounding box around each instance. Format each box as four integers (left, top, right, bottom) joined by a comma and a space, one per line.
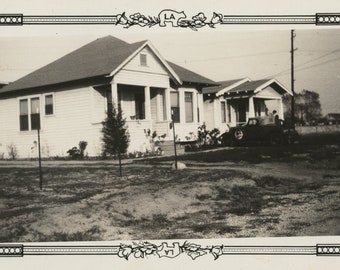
171, 109, 178, 170
291, 29, 296, 129
38, 125, 43, 190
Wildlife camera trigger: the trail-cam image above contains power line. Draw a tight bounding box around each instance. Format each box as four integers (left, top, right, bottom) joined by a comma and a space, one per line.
172, 51, 287, 64
264, 53, 340, 79
263, 48, 340, 79
294, 55, 340, 73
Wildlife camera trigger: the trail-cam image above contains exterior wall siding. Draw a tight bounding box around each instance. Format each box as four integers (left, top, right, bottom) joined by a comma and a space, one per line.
115, 70, 169, 88
203, 98, 215, 130
203, 96, 229, 133
255, 86, 282, 99
170, 86, 203, 141
123, 47, 168, 75
0, 86, 104, 158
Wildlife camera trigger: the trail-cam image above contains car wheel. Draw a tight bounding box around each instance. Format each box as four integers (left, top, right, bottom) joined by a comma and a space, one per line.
233, 129, 244, 141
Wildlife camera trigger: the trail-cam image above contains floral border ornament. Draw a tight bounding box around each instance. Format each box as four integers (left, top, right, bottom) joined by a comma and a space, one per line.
1, 242, 339, 259
116, 241, 223, 260
1, 11, 339, 27
114, 10, 223, 30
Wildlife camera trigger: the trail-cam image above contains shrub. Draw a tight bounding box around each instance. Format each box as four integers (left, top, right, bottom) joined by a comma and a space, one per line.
197, 125, 221, 147
67, 141, 88, 159
78, 141, 88, 157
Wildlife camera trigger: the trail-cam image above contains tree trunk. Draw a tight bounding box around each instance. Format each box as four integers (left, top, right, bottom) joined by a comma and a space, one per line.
118, 152, 122, 177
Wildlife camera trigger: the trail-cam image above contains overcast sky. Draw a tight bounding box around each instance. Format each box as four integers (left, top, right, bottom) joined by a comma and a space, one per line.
1, 29, 340, 114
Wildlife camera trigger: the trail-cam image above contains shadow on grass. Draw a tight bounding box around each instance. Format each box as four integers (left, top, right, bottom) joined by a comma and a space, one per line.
37, 225, 102, 242
143, 132, 340, 166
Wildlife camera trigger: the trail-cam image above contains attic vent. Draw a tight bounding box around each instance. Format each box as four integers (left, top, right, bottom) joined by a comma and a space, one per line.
140, 53, 147, 66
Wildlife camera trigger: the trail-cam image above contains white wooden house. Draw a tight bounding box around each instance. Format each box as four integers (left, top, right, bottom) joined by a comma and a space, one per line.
203, 78, 291, 130
0, 36, 216, 158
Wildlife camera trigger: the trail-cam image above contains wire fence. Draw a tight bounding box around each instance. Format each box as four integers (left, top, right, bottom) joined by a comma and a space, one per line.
295, 124, 340, 134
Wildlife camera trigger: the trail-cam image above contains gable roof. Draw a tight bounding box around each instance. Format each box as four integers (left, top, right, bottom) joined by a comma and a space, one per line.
0, 36, 140, 94
0, 36, 215, 95
224, 78, 291, 96
167, 61, 217, 86
202, 78, 249, 95
227, 79, 270, 94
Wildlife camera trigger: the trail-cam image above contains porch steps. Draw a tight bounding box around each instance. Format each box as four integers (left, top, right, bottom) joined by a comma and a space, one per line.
158, 140, 185, 156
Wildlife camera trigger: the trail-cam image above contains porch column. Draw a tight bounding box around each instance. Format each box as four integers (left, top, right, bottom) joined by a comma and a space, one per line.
144, 86, 151, 120
248, 96, 255, 118
111, 82, 118, 108
179, 89, 185, 123
198, 93, 204, 124
229, 100, 237, 127
165, 88, 171, 121
278, 98, 284, 119
193, 91, 198, 123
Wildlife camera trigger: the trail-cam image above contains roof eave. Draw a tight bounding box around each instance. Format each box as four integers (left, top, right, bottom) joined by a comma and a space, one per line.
0, 74, 112, 96
254, 78, 292, 95
216, 77, 251, 96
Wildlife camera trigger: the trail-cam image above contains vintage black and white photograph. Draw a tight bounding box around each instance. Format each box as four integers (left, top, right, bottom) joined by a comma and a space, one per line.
1, 24, 339, 243
0, 4, 340, 270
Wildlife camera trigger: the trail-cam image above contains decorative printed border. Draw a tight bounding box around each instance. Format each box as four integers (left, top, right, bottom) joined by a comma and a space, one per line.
0, 242, 339, 260
0, 11, 339, 29
0, 8, 339, 263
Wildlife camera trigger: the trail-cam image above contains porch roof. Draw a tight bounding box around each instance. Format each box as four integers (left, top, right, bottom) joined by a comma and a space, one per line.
0, 35, 216, 95
202, 78, 249, 95
224, 78, 292, 97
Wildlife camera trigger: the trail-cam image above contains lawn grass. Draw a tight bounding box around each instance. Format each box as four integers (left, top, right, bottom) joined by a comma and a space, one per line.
0, 132, 339, 241
0, 152, 339, 241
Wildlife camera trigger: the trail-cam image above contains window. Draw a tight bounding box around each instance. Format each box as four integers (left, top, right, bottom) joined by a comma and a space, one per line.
158, 90, 167, 121
135, 93, 145, 120
30, 97, 40, 130
227, 102, 231, 123
221, 101, 226, 123
19, 99, 29, 131
45, 94, 54, 115
185, 92, 193, 123
140, 54, 147, 66
19, 97, 40, 131
170, 92, 180, 123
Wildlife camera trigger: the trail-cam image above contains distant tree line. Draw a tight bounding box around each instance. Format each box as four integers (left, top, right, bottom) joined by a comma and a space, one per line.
283, 89, 322, 126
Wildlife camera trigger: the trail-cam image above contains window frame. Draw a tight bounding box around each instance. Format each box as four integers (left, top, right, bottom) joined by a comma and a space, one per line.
221, 100, 226, 123
44, 93, 55, 116
18, 95, 42, 132
19, 99, 29, 131
227, 102, 231, 123
134, 92, 145, 120
170, 91, 180, 123
30, 97, 41, 130
140, 53, 147, 66
184, 91, 194, 123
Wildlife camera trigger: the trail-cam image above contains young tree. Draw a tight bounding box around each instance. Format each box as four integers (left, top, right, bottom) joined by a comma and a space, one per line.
102, 104, 129, 176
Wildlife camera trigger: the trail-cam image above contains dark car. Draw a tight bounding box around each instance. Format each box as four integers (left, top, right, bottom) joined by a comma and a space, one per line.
220, 117, 299, 146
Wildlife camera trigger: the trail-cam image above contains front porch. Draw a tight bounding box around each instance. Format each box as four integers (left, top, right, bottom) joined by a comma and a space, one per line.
110, 83, 173, 153
227, 96, 284, 127
223, 79, 289, 127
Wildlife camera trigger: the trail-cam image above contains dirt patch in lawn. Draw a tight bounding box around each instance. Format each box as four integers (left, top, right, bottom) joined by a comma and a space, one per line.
1, 148, 339, 242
